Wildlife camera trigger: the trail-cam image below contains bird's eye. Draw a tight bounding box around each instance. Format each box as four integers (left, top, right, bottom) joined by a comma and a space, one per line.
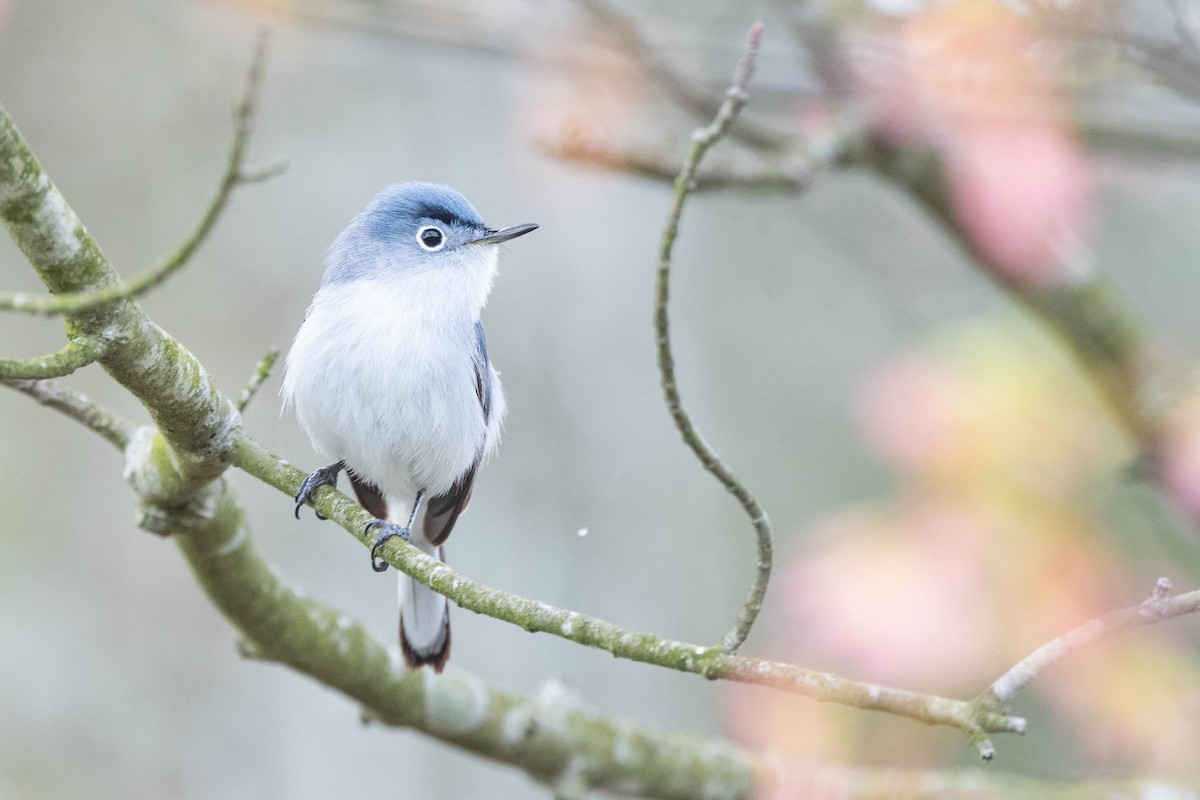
416, 226, 446, 251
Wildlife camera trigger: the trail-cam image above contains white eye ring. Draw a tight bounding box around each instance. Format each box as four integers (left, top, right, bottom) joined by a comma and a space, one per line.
416, 225, 446, 251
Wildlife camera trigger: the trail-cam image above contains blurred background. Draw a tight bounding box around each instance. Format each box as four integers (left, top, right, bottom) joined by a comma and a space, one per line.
3, 0, 1200, 797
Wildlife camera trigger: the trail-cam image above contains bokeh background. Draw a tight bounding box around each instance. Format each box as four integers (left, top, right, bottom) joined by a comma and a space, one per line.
4, 0, 1200, 797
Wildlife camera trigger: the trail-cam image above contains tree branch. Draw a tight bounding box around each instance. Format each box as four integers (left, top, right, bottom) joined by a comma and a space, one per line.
572, 0, 787, 151
2, 378, 131, 448
235, 346, 278, 412
17, 364, 1198, 799
655, 22, 774, 655
0, 336, 101, 379
229, 432, 1026, 747
0, 90, 246, 506
0, 30, 278, 317
542, 135, 819, 193
979, 578, 1200, 708
179, 477, 763, 800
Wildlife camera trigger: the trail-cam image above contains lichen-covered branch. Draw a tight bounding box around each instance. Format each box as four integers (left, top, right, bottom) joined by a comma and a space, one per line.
229, 433, 1025, 745
13, 403, 760, 798
20, 382, 1199, 800
655, 23, 774, 655
0, 32, 276, 318
180, 478, 762, 800
0, 102, 239, 503
0, 336, 100, 379
2, 378, 131, 448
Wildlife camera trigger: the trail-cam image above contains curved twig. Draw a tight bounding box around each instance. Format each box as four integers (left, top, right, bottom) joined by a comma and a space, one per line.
0, 337, 101, 379
655, 23, 774, 654
235, 346, 278, 411
0, 30, 277, 317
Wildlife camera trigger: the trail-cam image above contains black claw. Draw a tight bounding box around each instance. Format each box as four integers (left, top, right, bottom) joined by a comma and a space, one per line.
365, 519, 410, 572
294, 462, 343, 519
371, 547, 389, 573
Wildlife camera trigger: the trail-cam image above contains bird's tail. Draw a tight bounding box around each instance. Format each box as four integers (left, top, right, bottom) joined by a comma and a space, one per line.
398, 536, 451, 672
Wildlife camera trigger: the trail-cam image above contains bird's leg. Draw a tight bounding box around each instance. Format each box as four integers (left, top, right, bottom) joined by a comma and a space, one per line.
367, 490, 425, 573
294, 462, 344, 520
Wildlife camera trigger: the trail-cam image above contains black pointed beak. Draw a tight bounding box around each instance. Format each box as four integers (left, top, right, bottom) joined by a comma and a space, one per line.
466, 223, 539, 245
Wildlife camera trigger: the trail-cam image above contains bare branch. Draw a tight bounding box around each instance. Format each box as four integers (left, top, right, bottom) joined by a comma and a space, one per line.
2, 378, 132, 448
573, 0, 787, 151
980, 578, 1200, 707
655, 23, 774, 655
12, 352, 1196, 795
0, 104, 239, 499
0, 30, 275, 316
543, 135, 818, 193
235, 346, 279, 412
0, 337, 101, 379
229, 432, 1027, 748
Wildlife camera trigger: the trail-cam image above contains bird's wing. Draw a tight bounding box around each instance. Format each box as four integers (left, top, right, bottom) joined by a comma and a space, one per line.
347, 470, 388, 519
423, 321, 492, 546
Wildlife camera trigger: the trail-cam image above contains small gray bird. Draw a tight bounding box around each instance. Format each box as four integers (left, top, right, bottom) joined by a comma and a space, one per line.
282, 182, 536, 671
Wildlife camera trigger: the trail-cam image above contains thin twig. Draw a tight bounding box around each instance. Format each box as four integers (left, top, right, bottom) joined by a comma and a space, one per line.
236, 346, 279, 412
980, 578, 1200, 706
543, 136, 818, 193
656, 23, 773, 655
0, 30, 275, 316
573, 0, 787, 151
0, 337, 101, 380
2, 379, 132, 448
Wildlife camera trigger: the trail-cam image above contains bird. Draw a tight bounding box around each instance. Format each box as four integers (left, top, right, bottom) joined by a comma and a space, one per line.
281, 182, 536, 671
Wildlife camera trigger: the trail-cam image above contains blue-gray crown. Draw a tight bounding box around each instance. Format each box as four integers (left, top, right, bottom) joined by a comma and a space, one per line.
367, 182, 486, 232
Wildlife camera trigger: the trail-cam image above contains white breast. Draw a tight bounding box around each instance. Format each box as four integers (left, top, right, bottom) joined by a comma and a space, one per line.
282, 275, 499, 499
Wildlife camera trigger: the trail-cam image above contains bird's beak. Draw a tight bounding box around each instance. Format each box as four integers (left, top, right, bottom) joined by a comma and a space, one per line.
466, 223, 539, 245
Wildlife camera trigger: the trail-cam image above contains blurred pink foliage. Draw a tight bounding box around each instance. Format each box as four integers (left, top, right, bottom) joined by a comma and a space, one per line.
1159, 386, 1200, 515
729, 321, 1200, 771
857, 1, 1093, 286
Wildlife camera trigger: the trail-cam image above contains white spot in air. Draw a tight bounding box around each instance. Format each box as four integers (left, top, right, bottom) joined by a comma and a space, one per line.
577, 528, 588, 537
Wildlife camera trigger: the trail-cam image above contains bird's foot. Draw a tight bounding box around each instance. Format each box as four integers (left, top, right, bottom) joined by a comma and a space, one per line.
294, 462, 343, 520
366, 520, 411, 572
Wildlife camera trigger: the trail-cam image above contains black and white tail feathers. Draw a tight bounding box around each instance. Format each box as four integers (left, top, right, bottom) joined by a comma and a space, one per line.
350, 471, 475, 672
